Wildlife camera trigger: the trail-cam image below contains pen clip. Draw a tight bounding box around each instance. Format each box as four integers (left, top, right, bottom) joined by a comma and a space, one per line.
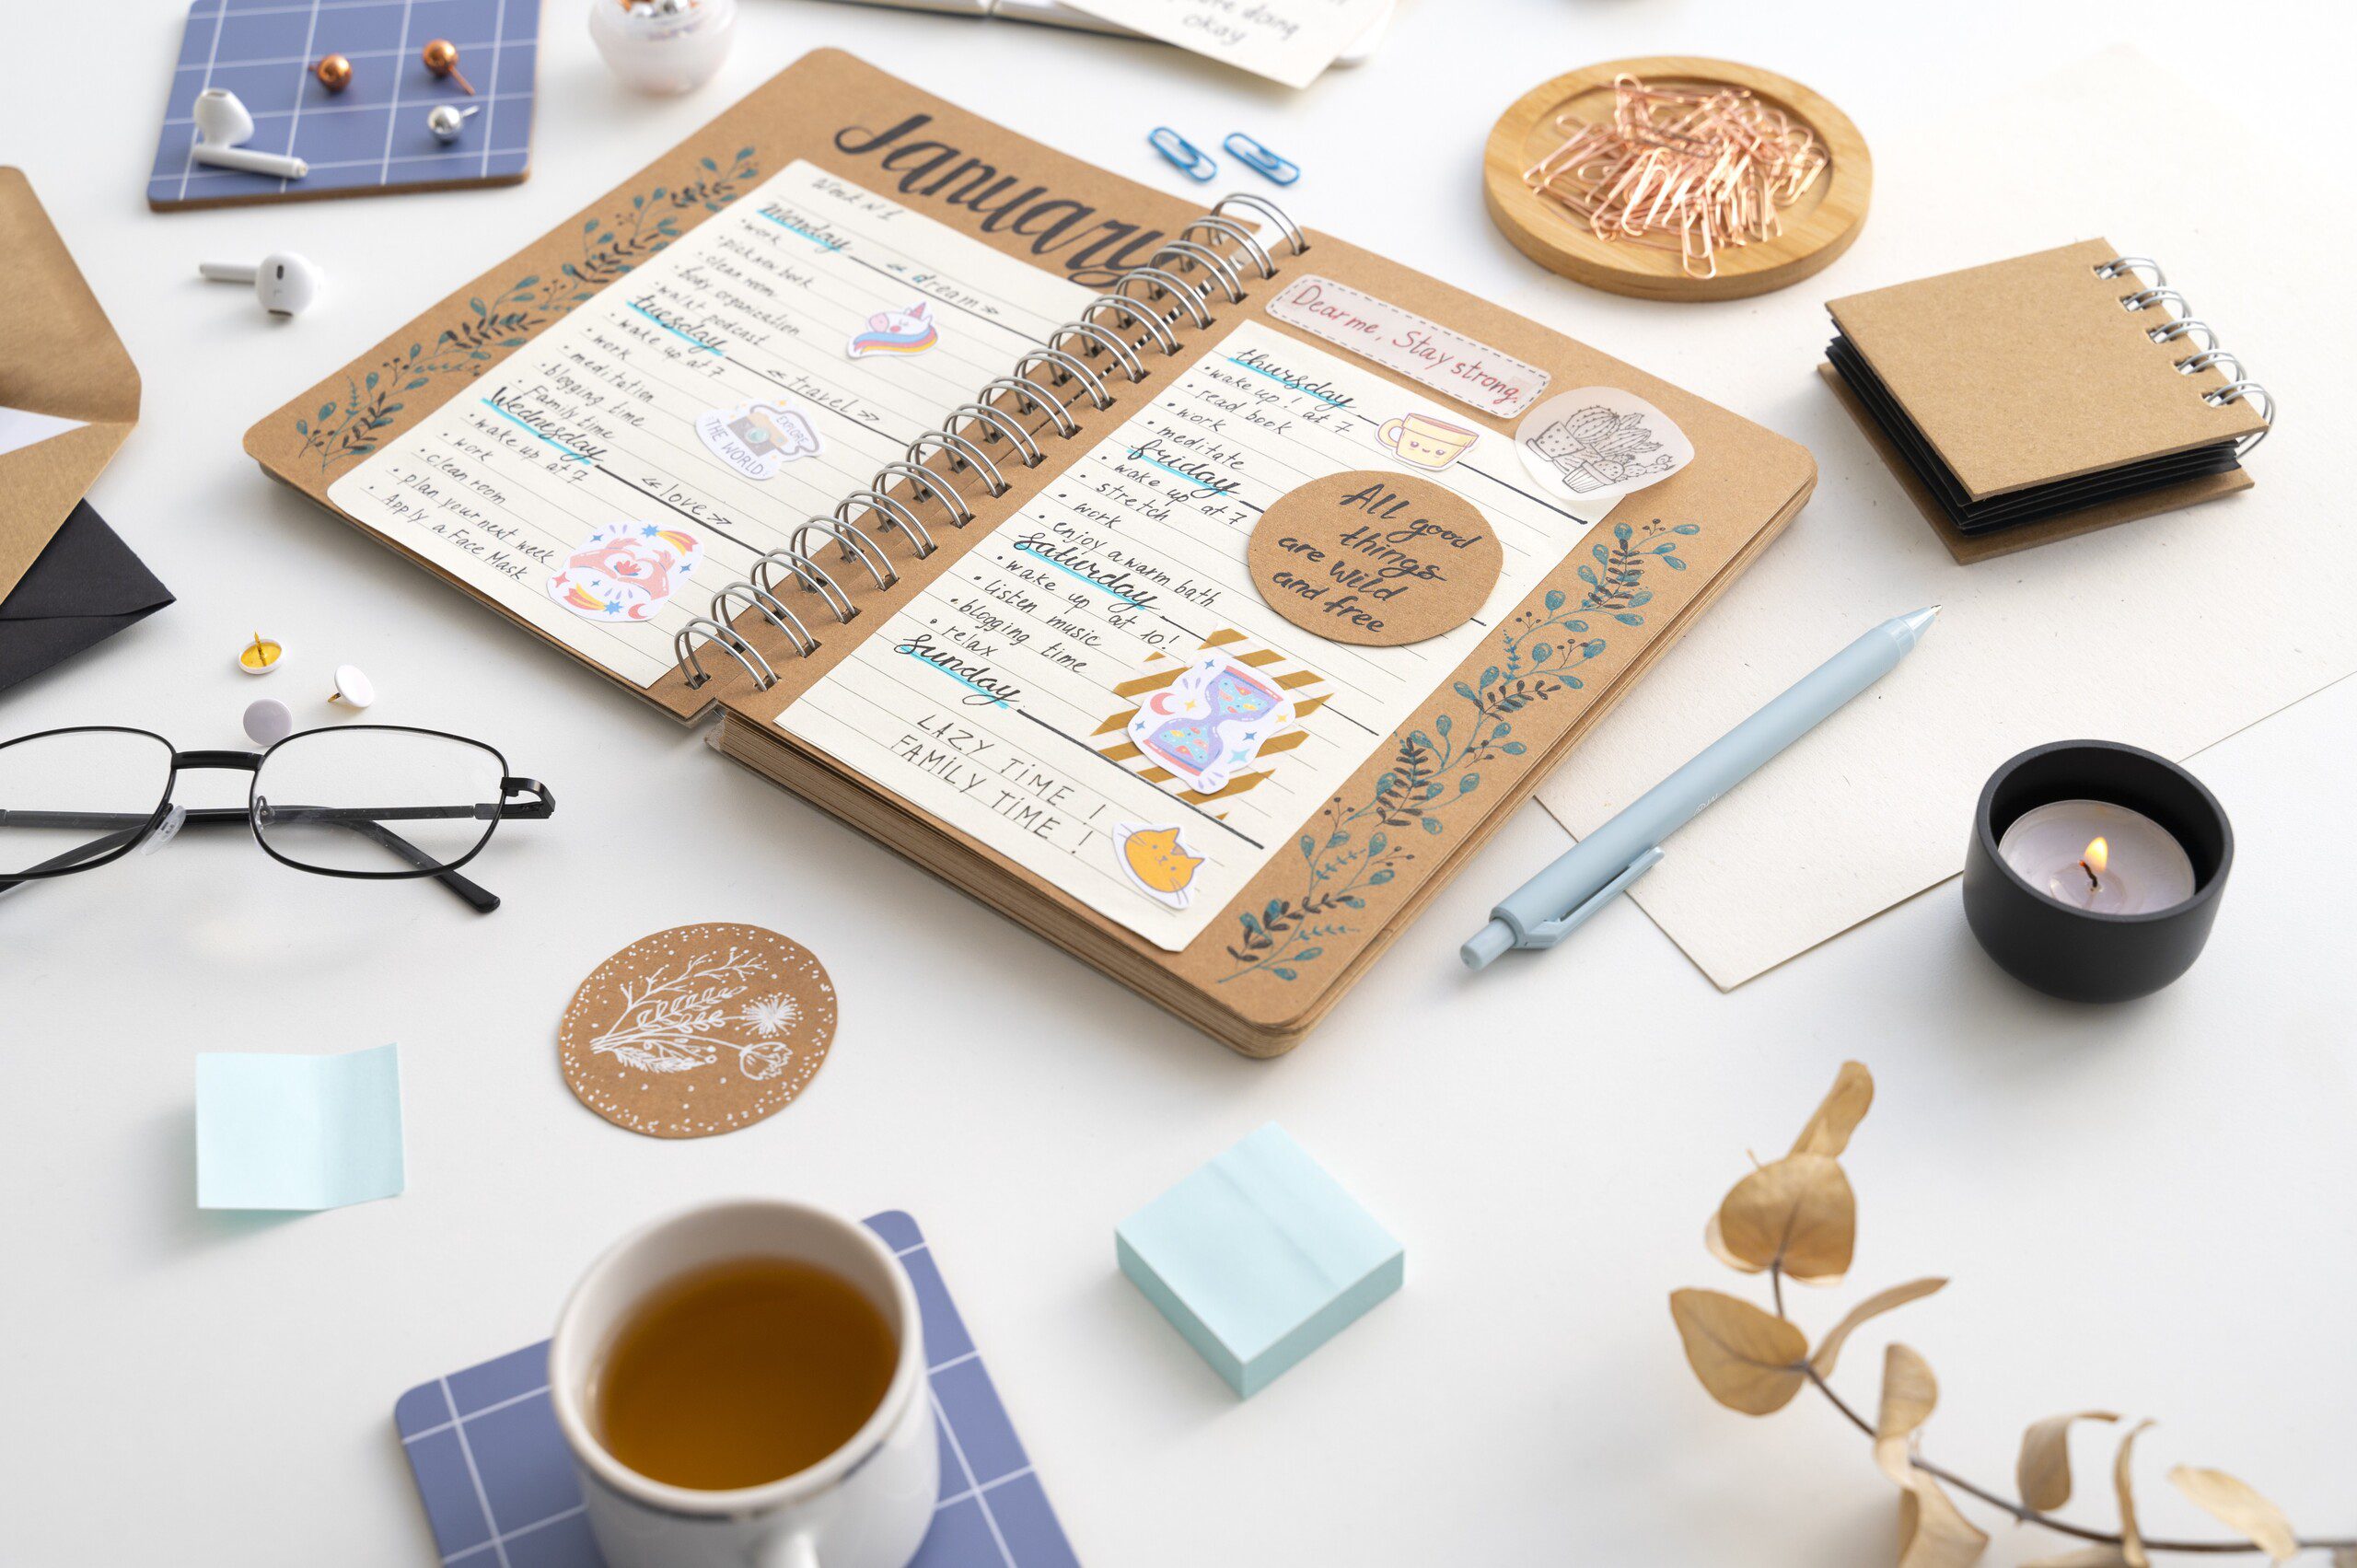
1518, 846, 1664, 948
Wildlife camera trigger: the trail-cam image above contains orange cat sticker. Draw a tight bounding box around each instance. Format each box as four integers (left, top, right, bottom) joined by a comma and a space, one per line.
1113, 823, 1204, 910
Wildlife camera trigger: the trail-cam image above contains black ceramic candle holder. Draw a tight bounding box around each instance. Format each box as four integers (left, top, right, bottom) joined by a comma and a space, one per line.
1962, 740, 2233, 1003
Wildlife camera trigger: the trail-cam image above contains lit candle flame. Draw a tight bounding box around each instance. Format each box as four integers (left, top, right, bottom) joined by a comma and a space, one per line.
2084, 837, 2109, 877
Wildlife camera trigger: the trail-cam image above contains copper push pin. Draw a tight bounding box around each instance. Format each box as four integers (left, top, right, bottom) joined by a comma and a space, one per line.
314, 52, 353, 93
421, 39, 474, 95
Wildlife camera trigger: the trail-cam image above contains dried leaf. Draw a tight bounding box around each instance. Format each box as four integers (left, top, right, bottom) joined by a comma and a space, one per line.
1874, 1343, 1941, 1481
1896, 1473, 1991, 1568
1810, 1278, 1947, 1377
1668, 1289, 1807, 1415
1793, 1060, 1875, 1156
2018, 1551, 2131, 1567
1703, 1210, 1766, 1274
1717, 1154, 1856, 1283
2115, 1421, 2154, 1568
2167, 1467, 2299, 1562
2017, 1411, 2120, 1513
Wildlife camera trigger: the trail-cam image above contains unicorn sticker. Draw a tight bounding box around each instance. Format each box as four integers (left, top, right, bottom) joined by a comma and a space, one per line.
693, 400, 823, 481
846, 301, 939, 359
548, 521, 702, 622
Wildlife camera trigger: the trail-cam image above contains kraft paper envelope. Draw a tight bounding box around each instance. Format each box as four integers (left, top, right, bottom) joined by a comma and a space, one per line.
0, 168, 142, 601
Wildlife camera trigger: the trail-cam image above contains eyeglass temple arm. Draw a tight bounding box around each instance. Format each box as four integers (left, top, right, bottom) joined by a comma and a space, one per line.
0, 803, 517, 912
0, 819, 156, 889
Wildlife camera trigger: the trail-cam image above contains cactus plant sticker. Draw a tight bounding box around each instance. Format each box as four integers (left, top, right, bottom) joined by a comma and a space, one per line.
1515, 387, 1694, 512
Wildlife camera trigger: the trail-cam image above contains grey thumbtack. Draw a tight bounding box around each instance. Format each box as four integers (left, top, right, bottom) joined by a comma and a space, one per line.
427, 104, 481, 143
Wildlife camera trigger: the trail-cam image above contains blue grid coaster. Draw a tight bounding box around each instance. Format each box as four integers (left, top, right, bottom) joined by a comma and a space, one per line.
149, 0, 540, 211
393, 1212, 1078, 1568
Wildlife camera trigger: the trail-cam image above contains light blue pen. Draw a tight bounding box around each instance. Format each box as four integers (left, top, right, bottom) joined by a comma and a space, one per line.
1462, 607, 1940, 970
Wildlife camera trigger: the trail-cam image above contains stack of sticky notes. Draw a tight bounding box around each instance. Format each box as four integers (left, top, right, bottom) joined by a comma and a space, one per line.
1116, 1123, 1402, 1398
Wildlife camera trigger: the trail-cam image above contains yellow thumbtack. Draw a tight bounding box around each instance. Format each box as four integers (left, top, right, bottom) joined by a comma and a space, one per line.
238, 633, 284, 675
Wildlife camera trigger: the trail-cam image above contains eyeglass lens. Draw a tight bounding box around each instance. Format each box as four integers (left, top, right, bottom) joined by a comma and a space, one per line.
251, 727, 505, 877
0, 729, 175, 878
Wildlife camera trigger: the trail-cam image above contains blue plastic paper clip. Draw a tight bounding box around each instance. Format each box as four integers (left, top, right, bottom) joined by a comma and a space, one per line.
1148, 127, 1218, 183
1222, 132, 1300, 186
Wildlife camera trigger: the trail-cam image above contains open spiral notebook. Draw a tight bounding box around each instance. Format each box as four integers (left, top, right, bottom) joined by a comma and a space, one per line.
246, 51, 1815, 1054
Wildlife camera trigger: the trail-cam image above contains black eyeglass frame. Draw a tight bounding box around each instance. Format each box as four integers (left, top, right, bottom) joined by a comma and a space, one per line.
0, 724, 555, 913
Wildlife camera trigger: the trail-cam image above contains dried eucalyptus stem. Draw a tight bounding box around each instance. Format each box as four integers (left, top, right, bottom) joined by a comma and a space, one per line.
1768, 1262, 2356, 1558
1671, 1063, 2352, 1567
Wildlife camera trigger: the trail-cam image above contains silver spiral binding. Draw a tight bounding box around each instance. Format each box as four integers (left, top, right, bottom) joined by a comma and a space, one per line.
677, 193, 1303, 694
1010, 348, 1113, 411
837, 488, 937, 559
2096, 253, 2274, 456
673, 616, 776, 691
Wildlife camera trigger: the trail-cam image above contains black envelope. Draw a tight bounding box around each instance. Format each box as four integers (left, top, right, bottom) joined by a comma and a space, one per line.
0, 500, 173, 695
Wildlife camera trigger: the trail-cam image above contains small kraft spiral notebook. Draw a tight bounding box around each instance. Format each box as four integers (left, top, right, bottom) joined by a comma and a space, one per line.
1822, 238, 2271, 563
245, 50, 1816, 1055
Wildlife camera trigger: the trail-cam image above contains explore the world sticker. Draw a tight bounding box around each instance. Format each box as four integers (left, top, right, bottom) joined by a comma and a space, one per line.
1515, 388, 1694, 514
694, 401, 822, 480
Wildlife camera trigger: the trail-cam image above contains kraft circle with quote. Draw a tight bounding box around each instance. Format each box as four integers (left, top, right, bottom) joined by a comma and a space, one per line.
1247, 470, 1503, 647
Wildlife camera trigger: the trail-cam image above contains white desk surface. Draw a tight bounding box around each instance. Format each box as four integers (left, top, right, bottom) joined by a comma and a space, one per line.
6, 4, 2351, 1563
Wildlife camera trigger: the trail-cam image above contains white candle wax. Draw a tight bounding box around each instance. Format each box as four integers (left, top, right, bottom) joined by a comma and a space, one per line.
1997, 799, 2196, 914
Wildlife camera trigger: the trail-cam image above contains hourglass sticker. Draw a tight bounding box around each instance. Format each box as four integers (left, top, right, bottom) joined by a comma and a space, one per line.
1094, 632, 1330, 802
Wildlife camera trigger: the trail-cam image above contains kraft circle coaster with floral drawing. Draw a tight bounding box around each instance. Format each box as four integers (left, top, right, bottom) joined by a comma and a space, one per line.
559, 923, 836, 1139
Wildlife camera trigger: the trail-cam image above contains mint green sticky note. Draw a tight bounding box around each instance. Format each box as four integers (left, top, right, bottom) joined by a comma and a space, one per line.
195, 1044, 405, 1211
1117, 1123, 1402, 1398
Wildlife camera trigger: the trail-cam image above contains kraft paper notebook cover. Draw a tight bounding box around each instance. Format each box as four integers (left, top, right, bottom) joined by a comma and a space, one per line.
1825, 238, 2267, 562
244, 50, 1815, 1055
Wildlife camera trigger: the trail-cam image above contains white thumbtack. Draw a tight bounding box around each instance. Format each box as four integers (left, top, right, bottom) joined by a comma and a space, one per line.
198, 252, 322, 319
191, 88, 309, 179
329, 664, 377, 709
243, 698, 295, 748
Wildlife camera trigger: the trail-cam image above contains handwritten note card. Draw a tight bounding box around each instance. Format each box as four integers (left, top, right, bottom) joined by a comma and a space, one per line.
778, 323, 1597, 950
1059, 0, 1391, 88
326, 160, 1090, 688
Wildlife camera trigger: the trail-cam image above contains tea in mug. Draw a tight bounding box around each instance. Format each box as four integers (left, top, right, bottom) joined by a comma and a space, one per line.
593, 1257, 897, 1491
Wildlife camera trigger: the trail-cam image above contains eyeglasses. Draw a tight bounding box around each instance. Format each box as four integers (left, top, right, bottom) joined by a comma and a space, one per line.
0, 725, 554, 912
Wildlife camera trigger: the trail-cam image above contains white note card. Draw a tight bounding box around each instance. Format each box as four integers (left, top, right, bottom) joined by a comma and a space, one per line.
1055, 0, 1391, 88
327, 160, 1090, 689
780, 322, 1602, 950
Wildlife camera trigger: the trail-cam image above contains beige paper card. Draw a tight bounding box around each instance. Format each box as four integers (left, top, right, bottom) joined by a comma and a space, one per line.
559, 923, 836, 1139
1248, 471, 1499, 645
1522, 48, 2357, 990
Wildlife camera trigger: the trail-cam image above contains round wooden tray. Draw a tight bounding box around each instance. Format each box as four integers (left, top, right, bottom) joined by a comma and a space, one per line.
1483, 56, 1872, 303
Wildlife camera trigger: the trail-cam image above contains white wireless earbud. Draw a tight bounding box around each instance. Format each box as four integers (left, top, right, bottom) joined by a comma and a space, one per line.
199, 252, 322, 318
191, 87, 309, 180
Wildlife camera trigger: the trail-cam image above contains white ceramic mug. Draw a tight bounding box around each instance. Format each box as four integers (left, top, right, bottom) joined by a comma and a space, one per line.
549, 1199, 939, 1568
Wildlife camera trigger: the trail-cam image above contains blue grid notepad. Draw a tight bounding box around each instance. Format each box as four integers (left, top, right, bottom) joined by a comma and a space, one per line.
149, 0, 540, 210
393, 1212, 1078, 1567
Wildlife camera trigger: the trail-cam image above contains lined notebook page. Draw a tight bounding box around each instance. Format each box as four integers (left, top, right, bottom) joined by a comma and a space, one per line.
777, 322, 1599, 950
326, 159, 1088, 688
